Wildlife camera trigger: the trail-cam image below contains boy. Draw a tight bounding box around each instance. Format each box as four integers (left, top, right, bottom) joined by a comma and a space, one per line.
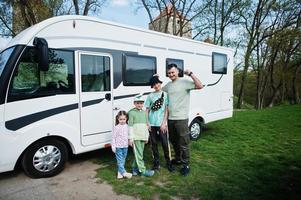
145, 76, 175, 172
128, 94, 154, 177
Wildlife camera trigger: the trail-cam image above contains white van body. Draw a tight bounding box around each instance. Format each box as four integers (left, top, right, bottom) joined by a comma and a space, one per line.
0, 15, 233, 177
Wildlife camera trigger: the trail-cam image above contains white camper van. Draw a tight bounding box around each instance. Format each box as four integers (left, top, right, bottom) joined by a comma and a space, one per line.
0, 15, 233, 178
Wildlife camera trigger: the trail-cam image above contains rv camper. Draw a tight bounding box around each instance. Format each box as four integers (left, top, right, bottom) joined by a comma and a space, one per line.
0, 15, 233, 178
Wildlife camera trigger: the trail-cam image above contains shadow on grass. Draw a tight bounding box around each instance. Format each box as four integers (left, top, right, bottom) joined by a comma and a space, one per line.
94, 130, 301, 200
250, 157, 301, 200
93, 106, 301, 200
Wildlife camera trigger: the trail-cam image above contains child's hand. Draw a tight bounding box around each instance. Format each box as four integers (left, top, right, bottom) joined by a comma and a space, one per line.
147, 123, 151, 131
160, 124, 168, 134
144, 140, 148, 144
111, 146, 116, 153
129, 139, 133, 147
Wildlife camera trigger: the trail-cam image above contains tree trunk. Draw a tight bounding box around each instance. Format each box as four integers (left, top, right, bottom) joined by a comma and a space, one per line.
292, 65, 301, 104
237, 48, 252, 109
259, 69, 270, 109
83, 0, 91, 16
20, 0, 37, 25
213, 0, 217, 44
256, 68, 261, 109
220, 0, 225, 46
73, 0, 79, 15
268, 82, 282, 107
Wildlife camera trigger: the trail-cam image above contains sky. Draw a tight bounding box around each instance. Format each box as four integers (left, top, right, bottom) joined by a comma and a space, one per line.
100, 0, 150, 29
0, 0, 150, 50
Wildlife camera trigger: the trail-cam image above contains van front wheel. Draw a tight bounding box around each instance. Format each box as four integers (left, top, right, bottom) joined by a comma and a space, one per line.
189, 118, 203, 141
21, 139, 68, 178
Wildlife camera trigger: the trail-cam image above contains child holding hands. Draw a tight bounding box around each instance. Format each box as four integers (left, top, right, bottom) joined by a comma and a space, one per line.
111, 111, 132, 179
128, 94, 154, 177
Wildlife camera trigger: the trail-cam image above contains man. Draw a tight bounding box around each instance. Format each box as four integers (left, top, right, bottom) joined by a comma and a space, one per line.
162, 63, 203, 176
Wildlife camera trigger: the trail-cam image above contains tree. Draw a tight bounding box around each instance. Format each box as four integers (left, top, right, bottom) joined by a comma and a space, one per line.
0, 1, 15, 36
236, 0, 300, 109
72, 0, 106, 16
266, 29, 301, 107
194, 0, 243, 46
0, 0, 64, 36
0, 0, 107, 37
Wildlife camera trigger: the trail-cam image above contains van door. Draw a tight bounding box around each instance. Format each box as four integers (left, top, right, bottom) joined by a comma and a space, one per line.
78, 52, 113, 146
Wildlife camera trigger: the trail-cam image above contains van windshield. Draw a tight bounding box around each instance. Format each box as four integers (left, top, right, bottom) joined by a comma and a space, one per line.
0, 47, 15, 77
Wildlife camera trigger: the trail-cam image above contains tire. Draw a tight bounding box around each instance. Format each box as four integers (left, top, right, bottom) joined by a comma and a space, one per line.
21, 139, 68, 178
189, 118, 203, 141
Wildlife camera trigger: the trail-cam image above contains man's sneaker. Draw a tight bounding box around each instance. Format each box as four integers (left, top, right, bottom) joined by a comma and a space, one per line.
171, 159, 182, 165
180, 165, 190, 176
141, 170, 155, 177
152, 164, 160, 171
132, 168, 139, 176
167, 163, 176, 172
117, 172, 123, 179
122, 172, 132, 179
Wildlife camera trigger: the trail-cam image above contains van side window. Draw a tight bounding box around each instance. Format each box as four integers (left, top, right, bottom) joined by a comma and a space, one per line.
123, 55, 156, 86
80, 54, 110, 92
212, 52, 227, 74
7, 47, 75, 102
166, 58, 184, 77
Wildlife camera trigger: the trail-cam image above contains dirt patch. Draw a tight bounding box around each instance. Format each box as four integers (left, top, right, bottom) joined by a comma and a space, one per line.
0, 154, 136, 200
48, 161, 135, 200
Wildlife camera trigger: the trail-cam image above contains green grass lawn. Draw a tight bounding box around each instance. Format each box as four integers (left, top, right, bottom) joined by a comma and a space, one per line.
95, 105, 301, 200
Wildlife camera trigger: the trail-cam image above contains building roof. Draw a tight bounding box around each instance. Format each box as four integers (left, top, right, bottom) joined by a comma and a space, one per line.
152, 4, 187, 22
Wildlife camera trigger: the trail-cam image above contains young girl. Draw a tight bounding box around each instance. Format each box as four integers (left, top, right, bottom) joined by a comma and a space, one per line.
111, 111, 132, 179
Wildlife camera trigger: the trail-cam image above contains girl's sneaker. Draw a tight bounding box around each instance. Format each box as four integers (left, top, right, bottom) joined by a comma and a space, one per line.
117, 172, 123, 179
122, 172, 132, 179
141, 170, 155, 177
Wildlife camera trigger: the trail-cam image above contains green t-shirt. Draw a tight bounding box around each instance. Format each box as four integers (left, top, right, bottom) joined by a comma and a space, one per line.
128, 108, 149, 141
144, 91, 169, 127
162, 78, 195, 120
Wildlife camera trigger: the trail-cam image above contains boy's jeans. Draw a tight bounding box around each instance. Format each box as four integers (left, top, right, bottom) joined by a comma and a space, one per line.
115, 147, 128, 174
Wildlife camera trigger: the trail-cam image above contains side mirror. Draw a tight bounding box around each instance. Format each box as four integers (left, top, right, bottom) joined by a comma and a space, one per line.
33, 37, 49, 71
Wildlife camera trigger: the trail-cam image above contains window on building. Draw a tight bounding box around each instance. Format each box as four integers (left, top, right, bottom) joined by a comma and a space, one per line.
123, 54, 156, 86
212, 52, 227, 74
166, 58, 184, 77
81, 54, 110, 92
8, 47, 75, 102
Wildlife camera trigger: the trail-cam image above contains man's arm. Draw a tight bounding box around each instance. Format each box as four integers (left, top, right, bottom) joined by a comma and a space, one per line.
184, 69, 203, 89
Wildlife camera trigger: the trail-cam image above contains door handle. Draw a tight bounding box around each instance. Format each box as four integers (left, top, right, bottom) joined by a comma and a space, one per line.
105, 93, 111, 101
113, 107, 120, 111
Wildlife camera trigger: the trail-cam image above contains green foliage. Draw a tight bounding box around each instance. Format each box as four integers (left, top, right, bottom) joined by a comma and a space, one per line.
234, 71, 257, 106
13, 63, 39, 89
233, 95, 254, 110
95, 105, 301, 200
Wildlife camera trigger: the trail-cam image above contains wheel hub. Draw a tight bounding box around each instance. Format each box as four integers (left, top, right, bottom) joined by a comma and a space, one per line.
33, 145, 61, 172
190, 123, 201, 139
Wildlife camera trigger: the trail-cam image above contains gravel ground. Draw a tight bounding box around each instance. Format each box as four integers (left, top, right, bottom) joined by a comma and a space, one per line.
0, 151, 136, 200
